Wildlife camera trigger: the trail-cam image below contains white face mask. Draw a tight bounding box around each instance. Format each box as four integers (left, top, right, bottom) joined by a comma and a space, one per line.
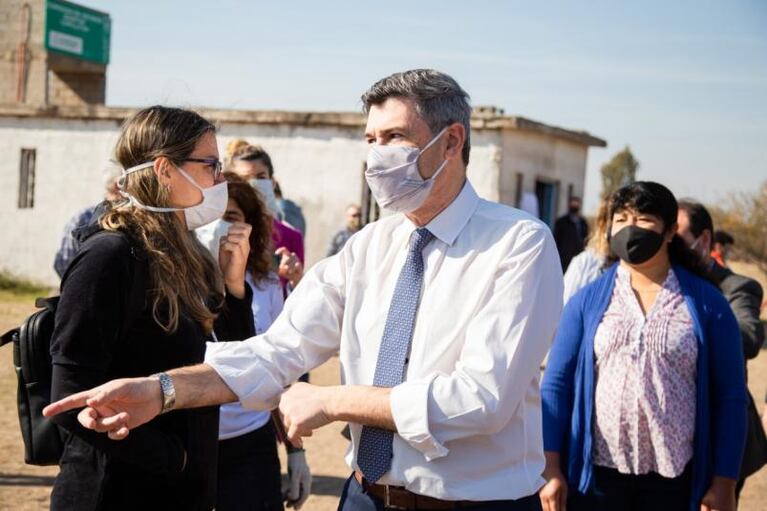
689, 235, 708, 258
365, 127, 448, 213
194, 218, 232, 262
120, 161, 228, 230
248, 178, 280, 218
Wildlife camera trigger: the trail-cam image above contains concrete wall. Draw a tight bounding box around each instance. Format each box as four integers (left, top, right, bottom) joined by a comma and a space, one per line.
0, 116, 122, 285
500, 130, 588, 220
466, 130, 503, 203
0, 115, 587, 286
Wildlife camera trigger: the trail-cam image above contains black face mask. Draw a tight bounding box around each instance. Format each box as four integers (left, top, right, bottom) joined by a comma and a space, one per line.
568, 206, 580, 215
609, 225, 665, 265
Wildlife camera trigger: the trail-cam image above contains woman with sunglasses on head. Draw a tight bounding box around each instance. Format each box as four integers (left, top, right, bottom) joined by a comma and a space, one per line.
539, 182, 747, 511
226, 142, 304, 296
48, 106, 255, 511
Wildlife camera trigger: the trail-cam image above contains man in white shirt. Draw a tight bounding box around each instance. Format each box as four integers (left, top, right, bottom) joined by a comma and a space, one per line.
45, 69, 564, 510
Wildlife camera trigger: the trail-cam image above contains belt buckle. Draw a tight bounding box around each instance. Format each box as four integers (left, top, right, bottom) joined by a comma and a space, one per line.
384, 485, 407, 510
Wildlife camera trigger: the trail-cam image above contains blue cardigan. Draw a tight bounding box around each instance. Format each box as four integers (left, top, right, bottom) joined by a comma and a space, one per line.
541, 263, 747, 511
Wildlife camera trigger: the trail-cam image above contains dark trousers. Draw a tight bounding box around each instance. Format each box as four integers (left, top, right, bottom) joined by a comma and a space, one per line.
217, 422, 284, 511
337, 473, 542, 511
569, 464, 691, 511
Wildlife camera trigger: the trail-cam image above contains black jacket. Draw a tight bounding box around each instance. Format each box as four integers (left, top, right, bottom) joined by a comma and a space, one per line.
553, 214, 589, 271
49, 225, 254, 511
708, 262, 766, 480
709, 262, 764, 360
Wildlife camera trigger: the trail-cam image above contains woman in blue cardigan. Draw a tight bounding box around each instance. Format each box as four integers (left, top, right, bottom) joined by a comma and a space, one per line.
539, 182, 747, 511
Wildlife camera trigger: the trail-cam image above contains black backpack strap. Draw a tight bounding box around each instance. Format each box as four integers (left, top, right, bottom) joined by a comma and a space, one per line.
0, 300, 57, 348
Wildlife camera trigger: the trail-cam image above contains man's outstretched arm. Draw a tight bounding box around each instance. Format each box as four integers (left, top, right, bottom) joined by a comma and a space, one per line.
43, 364, 236, 439
45, 241, 352, 440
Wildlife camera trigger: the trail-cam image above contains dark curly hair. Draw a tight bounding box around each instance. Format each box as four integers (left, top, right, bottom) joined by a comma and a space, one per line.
223, 172, 275, 285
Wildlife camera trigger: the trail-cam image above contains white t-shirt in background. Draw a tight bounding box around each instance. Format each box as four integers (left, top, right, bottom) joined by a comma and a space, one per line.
209, 271, 284, 440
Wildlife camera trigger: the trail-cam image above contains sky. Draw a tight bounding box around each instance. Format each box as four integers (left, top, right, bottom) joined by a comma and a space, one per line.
79, 0, 766, 213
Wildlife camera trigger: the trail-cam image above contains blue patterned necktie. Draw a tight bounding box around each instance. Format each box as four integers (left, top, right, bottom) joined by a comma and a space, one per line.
356, 227, 435, 483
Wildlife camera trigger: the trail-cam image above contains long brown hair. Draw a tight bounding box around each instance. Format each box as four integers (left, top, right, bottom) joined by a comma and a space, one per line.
224, 172, 274, 284
101, 106, 224, 334
586, 199, 610, 256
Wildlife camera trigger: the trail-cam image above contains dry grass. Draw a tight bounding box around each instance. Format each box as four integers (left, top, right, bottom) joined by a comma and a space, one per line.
1, 262, 766, 510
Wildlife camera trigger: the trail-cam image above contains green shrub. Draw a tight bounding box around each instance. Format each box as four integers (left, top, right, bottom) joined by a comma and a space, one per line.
0, 270, 50, 296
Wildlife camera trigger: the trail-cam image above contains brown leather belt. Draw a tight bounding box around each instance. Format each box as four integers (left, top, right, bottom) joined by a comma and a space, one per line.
353, 471, 477, 510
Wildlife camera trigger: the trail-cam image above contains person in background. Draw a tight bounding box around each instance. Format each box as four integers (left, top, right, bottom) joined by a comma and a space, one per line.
677, 199, 766, 497
519, 191, 540, 218
48, 106, 255, 510
226, 151, 309, 384
326, 204, 362, 257
540, 182, 747, 511
198, 176, 311, 510
224, 139, 305, 236
53, 167, 122, 278
553, 196, 589, 272
227, 144, 304, 293
711, 230, 735, 268
273, 179, 306, 237
562, 199, 610, 303
225, 138, 250, 168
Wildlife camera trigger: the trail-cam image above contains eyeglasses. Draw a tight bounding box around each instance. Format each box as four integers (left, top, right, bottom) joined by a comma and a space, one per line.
183, 158, 223, 180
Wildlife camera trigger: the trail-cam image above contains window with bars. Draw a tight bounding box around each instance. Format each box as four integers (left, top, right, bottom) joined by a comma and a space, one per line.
18, 148, 36, 209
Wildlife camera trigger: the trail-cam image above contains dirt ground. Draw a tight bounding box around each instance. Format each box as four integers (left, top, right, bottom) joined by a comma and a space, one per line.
1, 274, 766, 510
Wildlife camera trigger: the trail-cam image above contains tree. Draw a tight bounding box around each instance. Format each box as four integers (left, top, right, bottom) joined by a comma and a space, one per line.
709, 180, 767, 274
600, 146, 639, 199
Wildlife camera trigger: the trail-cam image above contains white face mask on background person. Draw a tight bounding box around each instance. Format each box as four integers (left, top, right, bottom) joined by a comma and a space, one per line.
194, 218, 233, 262
689, 235, 709, 258
365, 127, 448, 213
120, 161, 229, 230
248, 178, 280, 218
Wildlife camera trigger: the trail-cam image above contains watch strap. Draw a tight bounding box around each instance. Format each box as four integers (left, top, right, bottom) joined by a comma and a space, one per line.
153, 372, 176, 414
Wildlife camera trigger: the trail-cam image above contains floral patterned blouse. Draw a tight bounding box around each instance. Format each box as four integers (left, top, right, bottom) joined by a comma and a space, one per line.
592, 266, 698, 478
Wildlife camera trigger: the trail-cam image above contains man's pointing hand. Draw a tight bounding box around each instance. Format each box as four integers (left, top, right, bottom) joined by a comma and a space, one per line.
43, 377, 163, 440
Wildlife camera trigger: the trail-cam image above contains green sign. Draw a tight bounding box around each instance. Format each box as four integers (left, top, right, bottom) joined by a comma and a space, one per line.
45, 0, 111, 65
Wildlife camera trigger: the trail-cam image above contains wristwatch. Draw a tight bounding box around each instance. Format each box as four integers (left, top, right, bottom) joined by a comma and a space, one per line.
153, 372, 176, 414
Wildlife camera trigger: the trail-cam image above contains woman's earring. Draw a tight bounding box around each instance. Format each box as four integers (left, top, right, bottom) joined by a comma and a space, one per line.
165, 183, 172, 192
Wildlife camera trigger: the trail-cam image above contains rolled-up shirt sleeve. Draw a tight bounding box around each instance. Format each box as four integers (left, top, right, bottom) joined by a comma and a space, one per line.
390, 225, 563, 459
205, 250, 347, 410
390, 374, 447, 460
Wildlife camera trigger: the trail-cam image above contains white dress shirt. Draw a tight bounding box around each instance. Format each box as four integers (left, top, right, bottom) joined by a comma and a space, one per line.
206, 180, 564, 501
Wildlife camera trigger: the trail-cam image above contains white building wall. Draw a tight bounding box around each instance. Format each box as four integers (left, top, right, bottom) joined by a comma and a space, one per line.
0, 117, 122, 286
0, 118, 510, 286
465, 130, 502, 203
500, 130, 588, 217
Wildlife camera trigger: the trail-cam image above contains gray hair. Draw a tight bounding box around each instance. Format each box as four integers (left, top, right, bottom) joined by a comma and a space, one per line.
361, 69, 472, 166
